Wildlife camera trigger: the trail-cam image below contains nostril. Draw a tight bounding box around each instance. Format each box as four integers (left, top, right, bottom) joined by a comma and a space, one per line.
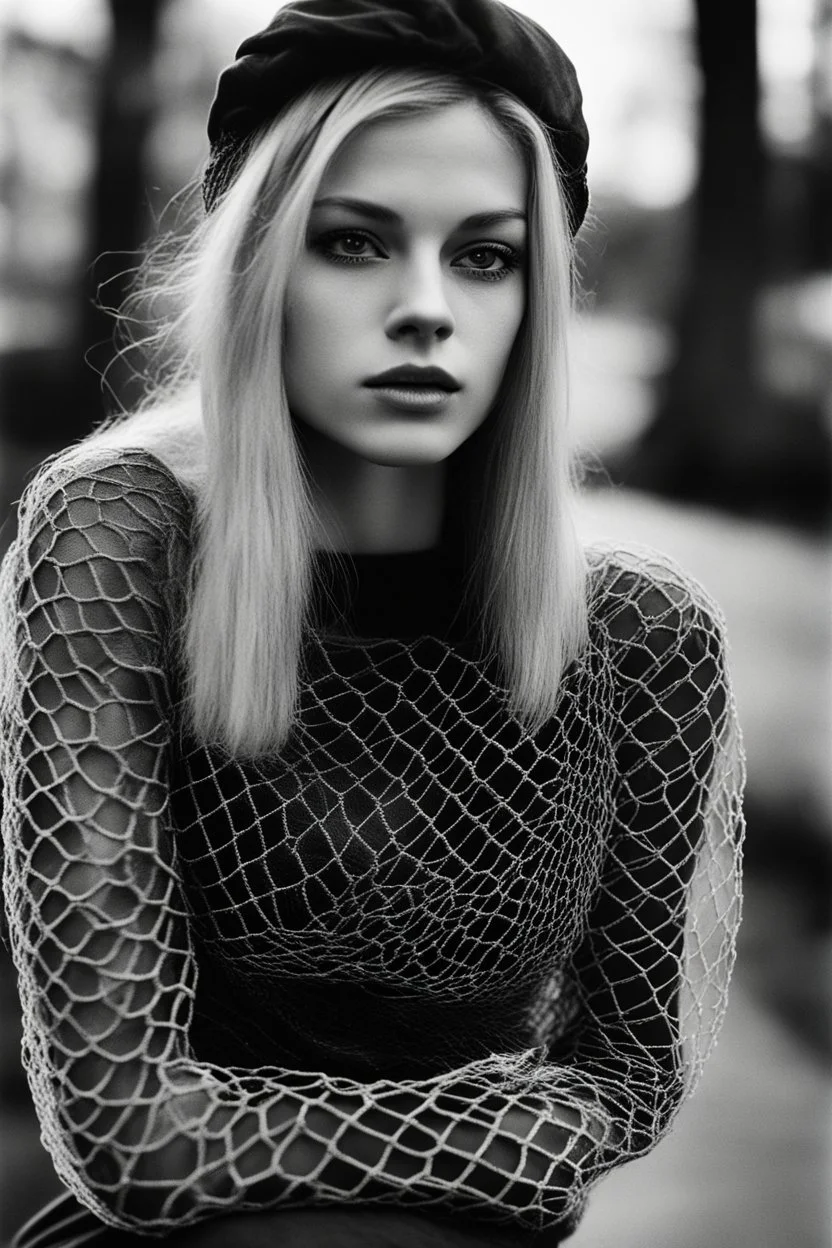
384, 295, 456, 342
387, 319, 454, 342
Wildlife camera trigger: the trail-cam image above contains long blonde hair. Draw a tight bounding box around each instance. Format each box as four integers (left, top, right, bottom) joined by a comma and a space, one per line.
67, 68, 588, 758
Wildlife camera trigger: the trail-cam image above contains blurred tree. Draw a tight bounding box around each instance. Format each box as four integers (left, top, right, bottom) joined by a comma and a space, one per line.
620, 0, 830, 531
81, 0, 169, 420
0, 0, 167, 473
808, 0, 832, 270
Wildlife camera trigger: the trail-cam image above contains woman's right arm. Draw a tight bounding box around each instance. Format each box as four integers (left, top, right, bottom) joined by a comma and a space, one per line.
0, 452, 311, 1230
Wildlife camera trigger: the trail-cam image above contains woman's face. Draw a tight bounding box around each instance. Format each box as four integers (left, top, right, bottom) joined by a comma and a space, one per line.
284, 100, 528, 467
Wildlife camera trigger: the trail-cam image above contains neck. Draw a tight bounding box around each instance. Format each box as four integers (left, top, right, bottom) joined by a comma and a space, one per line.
299, 426, 446, 554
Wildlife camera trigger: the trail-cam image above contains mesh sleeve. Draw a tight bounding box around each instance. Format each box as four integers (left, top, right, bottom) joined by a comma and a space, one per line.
0, 457, 743, 1238
544, 552, 745, 1176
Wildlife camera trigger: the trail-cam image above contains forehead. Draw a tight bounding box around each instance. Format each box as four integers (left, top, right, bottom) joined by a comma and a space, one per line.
317, 100, 527, 217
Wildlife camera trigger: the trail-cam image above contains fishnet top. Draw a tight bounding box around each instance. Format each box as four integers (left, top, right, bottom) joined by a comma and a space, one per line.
0, 450, 744, 1239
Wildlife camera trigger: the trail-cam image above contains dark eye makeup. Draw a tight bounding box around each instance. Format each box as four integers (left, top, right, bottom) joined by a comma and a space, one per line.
311, 228, 525, 281
453, 244, 524, 281
312, 229, 387, 264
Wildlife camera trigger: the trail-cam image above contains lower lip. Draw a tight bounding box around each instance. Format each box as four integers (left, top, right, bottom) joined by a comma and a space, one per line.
365, 385, 457, 413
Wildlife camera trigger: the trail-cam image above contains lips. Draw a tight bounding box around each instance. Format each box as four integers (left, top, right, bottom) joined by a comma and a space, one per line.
363, 365, 461, 392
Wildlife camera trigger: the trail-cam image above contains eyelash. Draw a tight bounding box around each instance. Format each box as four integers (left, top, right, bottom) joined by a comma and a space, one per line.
313, 230, 524, 282
456, 244, 523, 282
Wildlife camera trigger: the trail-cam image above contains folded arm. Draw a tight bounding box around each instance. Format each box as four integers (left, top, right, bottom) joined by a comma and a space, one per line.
554, 559, 745, 1157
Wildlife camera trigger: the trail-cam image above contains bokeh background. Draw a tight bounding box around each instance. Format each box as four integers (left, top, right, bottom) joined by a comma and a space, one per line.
0, 1, 830, 1245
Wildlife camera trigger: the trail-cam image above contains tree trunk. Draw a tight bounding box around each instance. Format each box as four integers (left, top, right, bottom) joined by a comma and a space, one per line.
0, 1, 165, 455
78, 0, 167, 433
625, 0, 771, 505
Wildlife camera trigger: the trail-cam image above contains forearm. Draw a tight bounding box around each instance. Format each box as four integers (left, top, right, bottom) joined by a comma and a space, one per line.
88, 1057, 619, 1233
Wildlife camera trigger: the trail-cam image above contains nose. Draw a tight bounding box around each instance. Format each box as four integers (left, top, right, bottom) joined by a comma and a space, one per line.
384, 249, 455, 344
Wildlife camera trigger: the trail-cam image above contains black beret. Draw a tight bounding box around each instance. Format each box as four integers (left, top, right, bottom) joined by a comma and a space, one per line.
204, 0, 589, 233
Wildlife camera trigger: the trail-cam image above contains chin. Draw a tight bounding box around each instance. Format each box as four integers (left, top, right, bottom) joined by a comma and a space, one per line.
356, 446, 457, 468
361, 448, 452, 467
349, 425, 469, 467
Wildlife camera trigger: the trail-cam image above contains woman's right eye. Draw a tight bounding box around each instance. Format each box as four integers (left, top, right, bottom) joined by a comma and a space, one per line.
314, 230, 386, 264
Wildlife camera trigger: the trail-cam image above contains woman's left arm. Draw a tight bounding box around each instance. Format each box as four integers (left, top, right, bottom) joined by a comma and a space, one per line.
507, 563, 746, 1221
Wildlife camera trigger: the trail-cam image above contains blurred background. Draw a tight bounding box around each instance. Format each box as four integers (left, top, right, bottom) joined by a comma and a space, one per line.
0, 1, 829, 1245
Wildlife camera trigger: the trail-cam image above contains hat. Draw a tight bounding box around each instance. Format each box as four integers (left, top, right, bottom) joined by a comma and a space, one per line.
204, 0, 589, 233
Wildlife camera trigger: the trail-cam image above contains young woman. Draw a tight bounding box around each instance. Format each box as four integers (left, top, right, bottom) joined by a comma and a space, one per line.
0, 2, 744, 1246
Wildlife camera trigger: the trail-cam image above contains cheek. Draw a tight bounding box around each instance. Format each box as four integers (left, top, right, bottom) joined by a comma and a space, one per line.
287, 279, 375, 378
286, 284, 325, 352
283, 304, 319, 410
284, 285, 343, 396
476, 288, 525, 375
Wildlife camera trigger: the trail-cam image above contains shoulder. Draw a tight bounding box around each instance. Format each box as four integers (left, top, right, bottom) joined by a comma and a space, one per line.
17, 446, 195, 569
6, 449, 196, 631
23, 444, 194, 524
584, 543, 727, 683
585, 547, 736, 790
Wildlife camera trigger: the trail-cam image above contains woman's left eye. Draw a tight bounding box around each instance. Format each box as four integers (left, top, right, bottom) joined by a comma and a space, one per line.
454, 245, 522, 281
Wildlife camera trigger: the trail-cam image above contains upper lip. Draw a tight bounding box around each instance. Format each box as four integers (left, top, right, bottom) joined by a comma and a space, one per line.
363, 365, 461, 391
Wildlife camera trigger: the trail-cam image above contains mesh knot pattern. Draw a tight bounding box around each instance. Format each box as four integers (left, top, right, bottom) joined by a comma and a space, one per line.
0, 449, 744, 1238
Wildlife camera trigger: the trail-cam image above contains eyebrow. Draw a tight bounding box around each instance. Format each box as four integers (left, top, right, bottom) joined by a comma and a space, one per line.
312, 196, 526, 230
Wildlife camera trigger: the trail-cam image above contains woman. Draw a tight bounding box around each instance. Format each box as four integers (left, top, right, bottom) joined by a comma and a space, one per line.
0, 1, 744, 1245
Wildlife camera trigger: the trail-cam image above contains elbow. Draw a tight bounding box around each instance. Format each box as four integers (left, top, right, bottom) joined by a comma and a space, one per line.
66, 1109, 202, 1231
517, 1158, 592, 1235
70, 1141, 178, 1232
615, 1065, 686, 1159
537, 1173, 586, 1229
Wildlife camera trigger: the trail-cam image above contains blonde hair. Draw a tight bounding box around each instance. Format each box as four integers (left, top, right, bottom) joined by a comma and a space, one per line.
66, 68, 588, 758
